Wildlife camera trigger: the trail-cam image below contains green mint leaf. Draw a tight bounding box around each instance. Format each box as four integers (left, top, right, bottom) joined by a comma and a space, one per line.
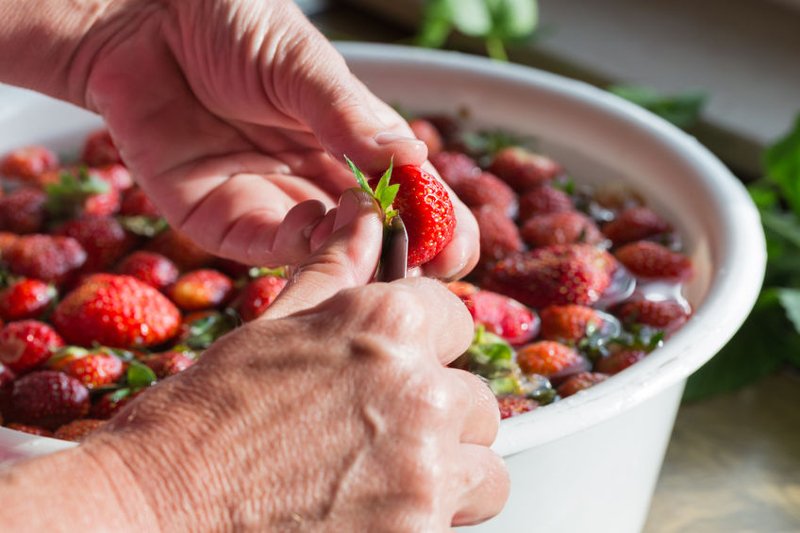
416, 0, 453, 48
344, 155, 372, 195
609, 85, 707, 129
126, 361, 157, 389
764, 116, 800, 219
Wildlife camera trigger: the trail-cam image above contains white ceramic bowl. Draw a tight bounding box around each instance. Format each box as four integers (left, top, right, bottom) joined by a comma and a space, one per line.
0, 44, 765, 532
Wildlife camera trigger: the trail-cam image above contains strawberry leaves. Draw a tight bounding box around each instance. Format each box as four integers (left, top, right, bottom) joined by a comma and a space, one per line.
345, 156, 399, 224
44, 167, 110, 220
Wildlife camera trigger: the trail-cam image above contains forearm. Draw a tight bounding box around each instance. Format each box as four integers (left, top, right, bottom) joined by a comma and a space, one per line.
0, 443, 156, 532
0, 0, 109, 102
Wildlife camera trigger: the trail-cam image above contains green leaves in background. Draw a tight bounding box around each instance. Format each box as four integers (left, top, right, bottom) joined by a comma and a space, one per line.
608, 85, 707, 129
685, 115, 800, 400
417, 0, 539, 61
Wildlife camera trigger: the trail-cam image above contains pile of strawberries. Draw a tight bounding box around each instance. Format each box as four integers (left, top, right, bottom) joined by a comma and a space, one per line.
409, 115, 694, 419
0, 133, 287, 441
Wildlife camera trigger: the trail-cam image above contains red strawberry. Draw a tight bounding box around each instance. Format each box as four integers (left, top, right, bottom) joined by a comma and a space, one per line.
483, 244, 617, 308
518, 185, 574, 221
90, 388, 141, 420
516, 341, 589, 380
147, 229, 215, 271
446, 280, 478, 299
237, 275, 288, 321
63, 351, 124, 388
0, 279, 56, 321
4, 235, 87, 285
615, 241, 692, 281
0, 320, 64, 373
409, 119, 444, 156
81, 130, 123, 167
5, 423, 53, 437
10, 371, 90, 429
521, 211, 603, 248
143, 350, 196, 378
56, 216, 136, 273
120, 186, 161, 217
117, 251, 179, 291
0, 188, 47, 234
168, 269, 233, 311
0, 146, 58, 182
472, 206, 524, 266
557, 372, 608, 398
430, 151, 481, 190
457, 288, 539, 345
497, 395, 538, 419
91, 164, 133, 192
452, 171, 517, 216
53, 418, 106, 442
45, 168, 120, 219
0, 362, 15, 389
0, 232, 18, 256
595, 349, 646, 375
52, 274, 181, 348
602, 207, 671, 246
539, 305, 602, 342
613, 298, 691, 334
489, 147, 563, 191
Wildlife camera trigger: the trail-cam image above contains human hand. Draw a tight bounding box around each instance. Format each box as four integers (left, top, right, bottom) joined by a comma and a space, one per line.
77, 190, 506, 530
49, 0, 478, 278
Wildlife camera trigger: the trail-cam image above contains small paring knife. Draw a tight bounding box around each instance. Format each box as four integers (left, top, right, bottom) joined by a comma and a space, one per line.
378, 216, 408, 282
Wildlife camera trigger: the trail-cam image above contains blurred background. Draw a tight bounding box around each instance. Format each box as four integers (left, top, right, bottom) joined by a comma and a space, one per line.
299, 1, 800, 531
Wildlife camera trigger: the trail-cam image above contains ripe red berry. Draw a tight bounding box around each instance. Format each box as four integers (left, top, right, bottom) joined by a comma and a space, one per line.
117, 251, 179, 291
457, 288, 540, 345
516, 341, 588, 380
615, 241, 692, 281
4, 235, 87, 286
557, 372, 608, 398
472, 206, 524, 266
613, 298, 691, 334
120, 186, 161, 217
0, 146, 58, 182
81, 130, 123, 167
90, 389, 141, 420
56, 215, 136, 273
147, 229, 215, 271
0, 279, 56, 322
91, 164, 133, 191
0, 188, 47, 234
53, 274, 181, 348
53, 418, 106, 442
521, 211, 603, 248
539, 305, 602, 342
497, 395, 538, 419
143, 350, 196, 378
5, 423, 53, 437
430, 151, 481, 190
10, 370, 90, 429
518, 185, 574, 221
595, 349, 646, 375
236, 275, 288, 321
409, 119, 444, 156
63, 352, 124, 389
602, 207, 672, 246
483, 244, 617, 309
0, 320, 64, 374
168, 269, 234, 311
451, 172, 517, 216
489, 147, 563, 192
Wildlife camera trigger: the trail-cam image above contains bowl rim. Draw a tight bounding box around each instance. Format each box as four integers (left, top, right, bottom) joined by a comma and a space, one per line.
0, 43, 766, 459
336, 43, 766, 456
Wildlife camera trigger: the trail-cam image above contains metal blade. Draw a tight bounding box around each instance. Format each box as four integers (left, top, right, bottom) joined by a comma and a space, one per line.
378, 216, 408, 282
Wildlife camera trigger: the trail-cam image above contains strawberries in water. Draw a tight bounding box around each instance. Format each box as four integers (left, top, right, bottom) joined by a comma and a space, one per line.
483, 244, 617, 309
4, 235, 87, 286
614, 298, 691, 334
539, 305, 602, 342
557, 372, 608, 398
409, 119, 444, 156
489, 147, 563, 192
451, 171, 517, 217
430, 151, 481, 190
53, 274, 181, 349
0, 320, 64, 374
453, 283, 539, 345
56, 215, 136, 273
117, 251, 179, 291
497, 395, 538, 419
471, 206, 523, 266
63, 351, 124, 388
516, 341, 589, 381
169, 269, 234, 311
237, 275, 288, 321
521, 211, 603, 248
10, 370, 89, 429
0, 279, 56, 322
518, 185, 574, 222
602, 206, 672, 246
615, 241, 692, 281
595, 349, 646, 375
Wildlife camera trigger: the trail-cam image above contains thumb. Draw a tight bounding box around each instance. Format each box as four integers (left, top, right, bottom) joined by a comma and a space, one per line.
261, 189, 383, 319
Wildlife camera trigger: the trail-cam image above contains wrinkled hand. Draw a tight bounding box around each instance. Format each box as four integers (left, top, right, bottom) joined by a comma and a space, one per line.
81, 190, 507, 530
66, 0, 478, 277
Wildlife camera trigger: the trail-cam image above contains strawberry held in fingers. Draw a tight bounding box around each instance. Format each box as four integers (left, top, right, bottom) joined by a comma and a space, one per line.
53, 274, 181, 349
346, 158, 456, 268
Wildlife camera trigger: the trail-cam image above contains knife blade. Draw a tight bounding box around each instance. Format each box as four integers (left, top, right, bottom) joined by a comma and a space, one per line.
378, 216, 408, 282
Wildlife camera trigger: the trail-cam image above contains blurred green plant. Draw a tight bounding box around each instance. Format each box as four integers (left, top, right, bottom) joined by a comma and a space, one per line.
608, 85, 707, 130
416, 0, 539, 61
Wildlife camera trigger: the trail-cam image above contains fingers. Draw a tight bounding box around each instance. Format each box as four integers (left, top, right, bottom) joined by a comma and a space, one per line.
261, 189, 383, 319
448, 369, 500, 446
451, 445, 510, 527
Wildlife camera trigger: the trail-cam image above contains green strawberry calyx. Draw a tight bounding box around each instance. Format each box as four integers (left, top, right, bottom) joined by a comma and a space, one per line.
344, 156, 399, 226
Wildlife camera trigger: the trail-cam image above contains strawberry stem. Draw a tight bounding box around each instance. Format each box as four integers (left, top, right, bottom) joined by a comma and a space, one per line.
344, 156, 399, 226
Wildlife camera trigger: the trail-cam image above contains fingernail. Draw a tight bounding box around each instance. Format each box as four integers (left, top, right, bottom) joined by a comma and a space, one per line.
333, 189, 376, 232
374, 131, 424, 145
